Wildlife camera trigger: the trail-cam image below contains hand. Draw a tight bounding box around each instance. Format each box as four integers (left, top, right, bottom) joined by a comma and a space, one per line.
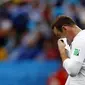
58, 39, 66, 54
58, 39, 69, 62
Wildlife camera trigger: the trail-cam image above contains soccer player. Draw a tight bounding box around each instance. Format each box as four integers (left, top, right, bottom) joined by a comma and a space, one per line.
52, 15, 85, 85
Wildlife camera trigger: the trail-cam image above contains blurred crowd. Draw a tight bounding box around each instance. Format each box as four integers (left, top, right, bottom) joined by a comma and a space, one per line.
0, 0, 85, 85
0, 0, 60, 61
0, 0, 85, 62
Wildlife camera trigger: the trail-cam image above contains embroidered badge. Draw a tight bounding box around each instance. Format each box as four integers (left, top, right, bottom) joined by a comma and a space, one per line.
73, 48, 80, 56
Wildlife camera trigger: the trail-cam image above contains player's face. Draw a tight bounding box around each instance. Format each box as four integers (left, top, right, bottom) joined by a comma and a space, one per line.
53, 27, 65, 38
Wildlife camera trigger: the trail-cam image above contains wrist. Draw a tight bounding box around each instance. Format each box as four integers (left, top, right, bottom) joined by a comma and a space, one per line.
60, 49, 66, 55
59, 49, 68, 62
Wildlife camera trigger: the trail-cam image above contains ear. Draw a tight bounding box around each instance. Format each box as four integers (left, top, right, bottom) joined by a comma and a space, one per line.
62, 25, 70, 31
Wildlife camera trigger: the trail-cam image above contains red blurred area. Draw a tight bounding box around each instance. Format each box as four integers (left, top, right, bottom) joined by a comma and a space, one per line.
47, 69, 68, 85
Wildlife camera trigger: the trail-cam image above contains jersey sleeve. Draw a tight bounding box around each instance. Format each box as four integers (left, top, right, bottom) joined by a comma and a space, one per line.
71, 39, 85, 63
63, 37, 85, 76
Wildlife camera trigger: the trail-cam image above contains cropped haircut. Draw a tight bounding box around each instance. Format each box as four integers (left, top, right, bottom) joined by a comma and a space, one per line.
52, 16, 76, 32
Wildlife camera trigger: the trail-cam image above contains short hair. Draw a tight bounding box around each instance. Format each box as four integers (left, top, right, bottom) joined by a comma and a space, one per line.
52, 15, 76, 32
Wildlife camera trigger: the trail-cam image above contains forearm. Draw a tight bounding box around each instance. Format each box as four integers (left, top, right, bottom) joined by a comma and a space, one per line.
63, 58, 82, 76
59, 49, 69, 62
59, 49, 82, 76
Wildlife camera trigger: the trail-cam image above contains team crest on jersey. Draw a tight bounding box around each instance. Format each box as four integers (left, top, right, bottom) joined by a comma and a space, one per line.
73, 48, 80, 56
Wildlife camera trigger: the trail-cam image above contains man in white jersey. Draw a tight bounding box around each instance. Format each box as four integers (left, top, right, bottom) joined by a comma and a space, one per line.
52, 15, 85, 85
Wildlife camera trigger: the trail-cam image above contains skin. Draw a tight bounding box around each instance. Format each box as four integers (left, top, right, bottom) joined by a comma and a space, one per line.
53, 25, 81, 62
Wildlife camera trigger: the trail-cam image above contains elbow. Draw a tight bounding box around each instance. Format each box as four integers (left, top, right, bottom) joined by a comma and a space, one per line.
63, 59, 82, 77
69, 71, 78, 77
68, 66, 79, 77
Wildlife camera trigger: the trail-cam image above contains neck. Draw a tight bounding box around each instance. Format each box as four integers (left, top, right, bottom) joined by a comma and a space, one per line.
68, 25, 82, 44
73, 25, 82, 36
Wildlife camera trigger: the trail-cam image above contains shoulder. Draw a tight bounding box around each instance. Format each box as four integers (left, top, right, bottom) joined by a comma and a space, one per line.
73, 30, 85, 45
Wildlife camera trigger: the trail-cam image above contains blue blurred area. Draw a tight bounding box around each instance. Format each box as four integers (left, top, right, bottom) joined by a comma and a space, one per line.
0, 60, 61, 85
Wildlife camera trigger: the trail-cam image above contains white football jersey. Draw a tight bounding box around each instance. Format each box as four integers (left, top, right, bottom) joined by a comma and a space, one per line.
62, 30, 85, 85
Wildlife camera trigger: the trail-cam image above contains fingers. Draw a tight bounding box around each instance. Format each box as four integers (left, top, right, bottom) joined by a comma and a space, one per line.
57, 38, 66, 47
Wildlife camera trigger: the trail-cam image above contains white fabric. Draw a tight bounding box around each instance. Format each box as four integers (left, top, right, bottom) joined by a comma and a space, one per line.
62, 30, 85, 85
63, 58, 82, 76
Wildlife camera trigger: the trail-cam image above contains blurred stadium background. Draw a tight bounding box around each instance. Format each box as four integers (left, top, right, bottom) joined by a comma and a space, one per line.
0, 0, 85, 85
